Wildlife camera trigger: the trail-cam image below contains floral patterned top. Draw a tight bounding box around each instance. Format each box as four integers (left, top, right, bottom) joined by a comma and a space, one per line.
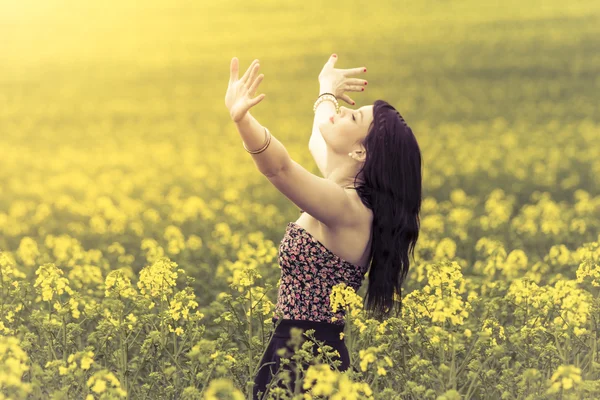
272, 220, 369, 326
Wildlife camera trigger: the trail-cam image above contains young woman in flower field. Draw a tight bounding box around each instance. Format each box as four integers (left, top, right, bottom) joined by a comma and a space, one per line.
225, 53, 422, 398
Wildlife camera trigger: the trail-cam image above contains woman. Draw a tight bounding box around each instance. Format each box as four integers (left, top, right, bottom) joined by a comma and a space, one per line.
225, 54, 422, 399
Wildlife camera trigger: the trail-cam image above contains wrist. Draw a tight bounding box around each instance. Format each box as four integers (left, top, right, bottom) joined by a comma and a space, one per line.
232, 111, 251, 124
319, 85, 335, 96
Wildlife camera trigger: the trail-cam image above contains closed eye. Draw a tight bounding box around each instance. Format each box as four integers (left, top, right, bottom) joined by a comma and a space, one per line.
352, 114, 356, 122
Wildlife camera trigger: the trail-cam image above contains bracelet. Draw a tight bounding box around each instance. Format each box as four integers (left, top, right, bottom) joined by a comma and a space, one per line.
313, 93, 339, 113
244, 92, 337, 155
318, 92, 336, 99
243, 126, 272, 154
313, 93, 339, 114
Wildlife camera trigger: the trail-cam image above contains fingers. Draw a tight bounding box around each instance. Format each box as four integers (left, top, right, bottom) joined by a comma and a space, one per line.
346, 78, 368, 87
343, 82, 367, 92
340, 94, 355, 105
247, 63, 261, 87
343, 67, 367, 76
251, 93, 266, 107
230, 57, 239, 82
241, 59, 260, 84
248, 73, 264, 96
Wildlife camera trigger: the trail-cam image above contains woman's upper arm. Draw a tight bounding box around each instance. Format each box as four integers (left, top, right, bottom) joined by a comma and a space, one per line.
309, 130, 328, 177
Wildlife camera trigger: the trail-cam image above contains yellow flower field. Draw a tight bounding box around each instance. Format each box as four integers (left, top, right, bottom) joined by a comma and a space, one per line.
0, 0, 599, 398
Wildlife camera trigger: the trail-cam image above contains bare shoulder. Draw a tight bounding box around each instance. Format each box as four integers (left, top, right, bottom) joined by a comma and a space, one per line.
344, 187, 373, 228
334, 188, 373, 267
297, 189, 372, 267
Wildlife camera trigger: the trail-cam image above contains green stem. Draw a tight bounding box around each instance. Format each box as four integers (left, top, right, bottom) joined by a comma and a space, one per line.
347, 306, 353, 366
198, 362, 218, 399
46, 302, 57, 361
450, 333, 457, 390
172, 330, 180, 389
123, 317, 129, 399
463, 353, 493, 399
247, 289, 253, 400
62, 313, 67, 363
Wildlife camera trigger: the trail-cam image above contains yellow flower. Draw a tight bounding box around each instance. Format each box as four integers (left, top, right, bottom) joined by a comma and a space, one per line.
86, 371, 126, 398
34, 263, 73, 302
17, 237, 40, 267
203, 378, 245, 400
91, 379, 107, 394
434, 238, 457, 260
137, 257, 179, 301
225, 355, 236, 363
105, 270, 137, 299
359, 348, 377, 372
81, 352, 94, 370
303, 364, 337, 396
548, 365, 582, 394
330, 283, 363, 314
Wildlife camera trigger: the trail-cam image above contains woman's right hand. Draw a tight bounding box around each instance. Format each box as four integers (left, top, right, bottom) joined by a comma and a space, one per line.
318, 54, 368, 106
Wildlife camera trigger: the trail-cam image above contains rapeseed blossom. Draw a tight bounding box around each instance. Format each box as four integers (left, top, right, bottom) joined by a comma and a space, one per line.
85, 370, 127, 399
330, 283, 363, 315
34, 262, 73, 302
358, 346, 393, 376
502, 249, 529, 279
547, 365, 582, 394
140, 238, 166, 264
0, 336, 32, 399
303, 364, 374, 399
137, 257, 179, 301
16, 236, 40, 267
168, 288, 199, 321
576, 241, 600, 286
0, 251, 26, 293
59, 350, 95, 375
412, 261, 471, 326
434, 238, 457, 260
164, 225, 186, 255
203, 378, 245, 400
105, 269, 138, 298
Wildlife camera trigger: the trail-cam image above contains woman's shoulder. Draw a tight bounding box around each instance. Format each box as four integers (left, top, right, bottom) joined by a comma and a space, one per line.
345, 187, 373, 226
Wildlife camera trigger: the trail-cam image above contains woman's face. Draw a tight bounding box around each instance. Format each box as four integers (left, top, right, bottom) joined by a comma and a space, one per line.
320, 105, 374, 156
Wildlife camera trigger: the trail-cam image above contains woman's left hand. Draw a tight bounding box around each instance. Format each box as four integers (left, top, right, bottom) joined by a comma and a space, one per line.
225, 57, 266, 123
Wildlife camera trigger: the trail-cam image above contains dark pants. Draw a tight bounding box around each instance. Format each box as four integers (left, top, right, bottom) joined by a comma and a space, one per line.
252, 317, 352, 400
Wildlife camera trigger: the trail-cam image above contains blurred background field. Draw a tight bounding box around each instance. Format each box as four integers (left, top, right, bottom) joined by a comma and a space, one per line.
1, 0, 600, 398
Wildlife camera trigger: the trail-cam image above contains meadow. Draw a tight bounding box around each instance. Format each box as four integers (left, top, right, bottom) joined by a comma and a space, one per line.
0, 0, 599, 398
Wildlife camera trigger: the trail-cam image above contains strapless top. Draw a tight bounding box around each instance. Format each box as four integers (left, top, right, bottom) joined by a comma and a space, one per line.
272, 221, 368, 326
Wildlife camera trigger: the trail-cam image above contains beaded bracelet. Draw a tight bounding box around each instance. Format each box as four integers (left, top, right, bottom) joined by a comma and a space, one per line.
313, 93, 339, 114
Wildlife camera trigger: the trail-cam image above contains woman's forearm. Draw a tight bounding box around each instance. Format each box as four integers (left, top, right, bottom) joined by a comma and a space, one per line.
309, 85, 336, 176
312, 85, 337, 142
235, 111, 292, 177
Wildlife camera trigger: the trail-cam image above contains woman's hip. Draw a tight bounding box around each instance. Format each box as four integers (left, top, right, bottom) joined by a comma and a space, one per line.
271, 317, 345, 342
269, 317, 350, 369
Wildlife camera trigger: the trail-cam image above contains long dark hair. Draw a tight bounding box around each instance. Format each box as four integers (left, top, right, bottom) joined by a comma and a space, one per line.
352, 99, 422, 322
